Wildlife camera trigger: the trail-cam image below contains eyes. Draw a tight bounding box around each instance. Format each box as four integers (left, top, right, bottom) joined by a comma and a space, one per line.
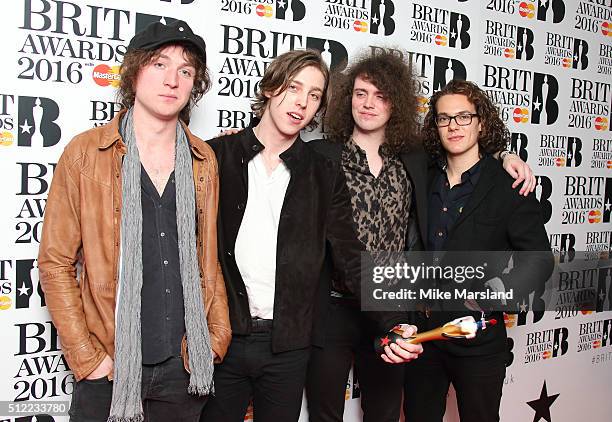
153, 61, 195, 79
354, 91, 386, 101
287, 83, 322, 102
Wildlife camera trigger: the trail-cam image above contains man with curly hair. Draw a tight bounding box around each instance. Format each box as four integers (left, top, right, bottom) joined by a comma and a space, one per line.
400, 79, 553, 422
38, 21, 231, 422
305, 53, 538, 422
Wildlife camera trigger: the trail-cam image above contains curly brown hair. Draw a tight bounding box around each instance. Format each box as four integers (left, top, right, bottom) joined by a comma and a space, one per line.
422, 79, 509, 163
324, 50, 420, 154
117, 42, 211, 124
251, 49, 330, 130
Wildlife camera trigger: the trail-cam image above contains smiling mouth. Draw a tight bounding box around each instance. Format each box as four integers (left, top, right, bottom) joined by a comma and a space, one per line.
288, 112, 303, 121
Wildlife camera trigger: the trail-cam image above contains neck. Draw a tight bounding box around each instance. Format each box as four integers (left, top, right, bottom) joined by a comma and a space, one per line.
254, 113, 298, 157
445, 149, 480, 186
351, 125, 385, 156
132, 104, 178, 149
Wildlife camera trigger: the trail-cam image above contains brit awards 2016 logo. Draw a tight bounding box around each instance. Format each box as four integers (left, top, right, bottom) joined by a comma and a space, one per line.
544, 33, 589, 70
577, 318, 612, 355
409, 2, 470, 49
591, 138, 612, 169
217, 24, 348, 128
19, 0, 131, 86
568, 78, 610, 131
323, 0, 395, 35
13, 321, 74, 402
16, 161, 56, 245
574, 0, 612, 38
219, 0, 306, 22
0, 94, 61, 149
585, 230, 612, 260
487, 0, 565, 23
524, 327, 568, 363
483, 20, 534, 61
556, 265, 599, 318
597, 43, 612, 75
549, 233, 575, 263
562, 176, 612, 225
537, 135, 582, 168
482, 66, 558, 125
510, 132, 529, 161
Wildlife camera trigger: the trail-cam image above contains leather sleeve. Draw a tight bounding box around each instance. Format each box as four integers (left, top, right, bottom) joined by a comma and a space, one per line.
37, 145, 106, 381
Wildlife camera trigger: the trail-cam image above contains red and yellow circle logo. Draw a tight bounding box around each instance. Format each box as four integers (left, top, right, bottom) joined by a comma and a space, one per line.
588, 210, 602, 223
594, 116, 609, 131
519, 2, 535, 19
504, 48, 515, 58
92, 64, 121, 87
353, 20, 368, 32
602, 21, 611, 37
593, 339, 601, 348
0, 295, 12, 310
555, 157, 566, 167
562, 57, 572, 68
607, 160, 612, 169
435, 34, 448, 46
513, 107, 529, 123
256, 4, 273, 17
542, 350, 552, 359
504, 313, 516, 328
0, 131, 13, 147
416, 96, 429, 114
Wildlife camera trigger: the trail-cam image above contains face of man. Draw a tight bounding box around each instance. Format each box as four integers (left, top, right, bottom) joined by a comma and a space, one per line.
351, 75, 392, 136
262, 65, 325, 140
133, 44, 196, 122
435, 93, 482, 159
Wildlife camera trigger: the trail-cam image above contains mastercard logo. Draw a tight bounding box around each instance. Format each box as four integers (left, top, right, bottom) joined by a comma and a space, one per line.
599, 251, 610, 260
416, 96, 429, 114
504, 313, 516, 328
513, 107, 529, 123
593, 340, 601, 348
594, 116, 609, 131
562, 58, 572, 68
353, 20, 368, 32
607, 160, 612, 169
555, 157, 566, 167
581, 309, 593, 315
504, 48, 514, 58
0, 130, 13, 147
92, 64, 121, 87
588, 210, 601, 224
542, 350, 552, 359
602, 22, 611, 37
0, 295, 11, 310
255, 4, 273, 17
519, 2, 535, 19
435, 34, 448, 46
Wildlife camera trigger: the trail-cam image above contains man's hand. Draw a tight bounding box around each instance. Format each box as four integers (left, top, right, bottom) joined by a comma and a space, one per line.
86, 354, 113, 380
502, 153, 535, 196
380, 324, 424, 364
214, 128, 241, 138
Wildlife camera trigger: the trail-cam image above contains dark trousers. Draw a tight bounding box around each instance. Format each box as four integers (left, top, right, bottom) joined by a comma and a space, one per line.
305, 301, 405, 422
200, 327, 310, 422
403, 343, 506, 422
68, 356, 207, 422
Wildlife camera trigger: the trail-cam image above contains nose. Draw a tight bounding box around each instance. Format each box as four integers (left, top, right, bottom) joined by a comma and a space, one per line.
296, 91, 308, 109
164, 68, 179, 89
447, 116, 460, 130
364, 94, 374, 109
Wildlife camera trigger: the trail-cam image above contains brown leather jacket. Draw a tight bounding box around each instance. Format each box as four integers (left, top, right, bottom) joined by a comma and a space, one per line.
38, 110, 231, 381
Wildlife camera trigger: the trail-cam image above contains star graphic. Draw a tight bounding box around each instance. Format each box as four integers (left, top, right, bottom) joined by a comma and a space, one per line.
554, 343, 558, 350
451, 30, 457, 39
518, 44, 523, 52
605, 199, 611, 211
567, 151, 573, 160
373, 16, 379, 24
520, 300, 528, 313
533, 99, 541, 111
20, 120, 32, 134
527, 381, 559, 422
574, 54, 579, 62
278, 0, 286, 8
604, 332, 608, 341
18, 284, 30, 296
380, 336, 390, 347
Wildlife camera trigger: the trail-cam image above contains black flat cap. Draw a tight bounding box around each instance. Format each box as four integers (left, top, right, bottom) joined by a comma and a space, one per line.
127, 20, 206, 63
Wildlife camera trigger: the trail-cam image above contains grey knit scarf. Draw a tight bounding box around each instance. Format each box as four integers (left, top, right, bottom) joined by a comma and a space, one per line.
108, 108, 214, 422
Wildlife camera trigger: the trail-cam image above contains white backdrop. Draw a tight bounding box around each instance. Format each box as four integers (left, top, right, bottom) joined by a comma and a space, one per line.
0, 1, 611, 421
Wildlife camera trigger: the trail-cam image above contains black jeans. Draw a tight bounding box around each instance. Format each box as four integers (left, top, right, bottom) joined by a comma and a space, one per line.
403, 343, 507, 422
200, 326, 310, 422
305, 301, 405, 422
68, 356, 207, 422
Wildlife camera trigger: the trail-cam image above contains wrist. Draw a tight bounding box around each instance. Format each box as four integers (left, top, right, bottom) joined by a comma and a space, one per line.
499, 150, 515, 161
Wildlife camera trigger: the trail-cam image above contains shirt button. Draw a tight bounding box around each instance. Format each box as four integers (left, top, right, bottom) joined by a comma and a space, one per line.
166, 316, 170, 321
251, 144, 260, 151
160, 232, 165, 237
442, 207, 448, 212
438, 231, 444, 237
226, 251, 233, 257
163, 260, 169, 265
237, 203, 245, 210
165, 288, 171, 294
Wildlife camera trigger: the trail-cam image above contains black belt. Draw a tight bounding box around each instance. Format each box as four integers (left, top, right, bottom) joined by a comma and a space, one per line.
251, 318, 273, 332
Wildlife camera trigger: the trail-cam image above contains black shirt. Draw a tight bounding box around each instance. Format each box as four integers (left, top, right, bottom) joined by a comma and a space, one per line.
428, 159, 483, 251
140, 167, 186, 364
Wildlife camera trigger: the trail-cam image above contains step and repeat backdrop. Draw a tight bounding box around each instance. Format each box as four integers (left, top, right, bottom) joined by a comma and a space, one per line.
0, 0, 611, 421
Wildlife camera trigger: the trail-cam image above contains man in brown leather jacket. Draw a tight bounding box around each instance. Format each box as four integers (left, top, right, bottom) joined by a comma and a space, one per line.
38, 20, 230, 422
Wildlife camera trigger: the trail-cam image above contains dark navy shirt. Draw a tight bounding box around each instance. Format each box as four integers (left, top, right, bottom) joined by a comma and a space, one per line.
428, 158, 483, 251
140, 167, 186, 364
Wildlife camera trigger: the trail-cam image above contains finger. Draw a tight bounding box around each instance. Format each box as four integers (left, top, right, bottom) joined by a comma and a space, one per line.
512, 175, 525, 189
388, 343, 419, 362
401, 325, 418, 338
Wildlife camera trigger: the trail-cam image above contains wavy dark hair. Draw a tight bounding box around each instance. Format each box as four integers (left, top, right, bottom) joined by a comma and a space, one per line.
422, 79, 509, 163
251, 49, 330, 130
324, 50, 420, 153
117, 42, 211, 124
